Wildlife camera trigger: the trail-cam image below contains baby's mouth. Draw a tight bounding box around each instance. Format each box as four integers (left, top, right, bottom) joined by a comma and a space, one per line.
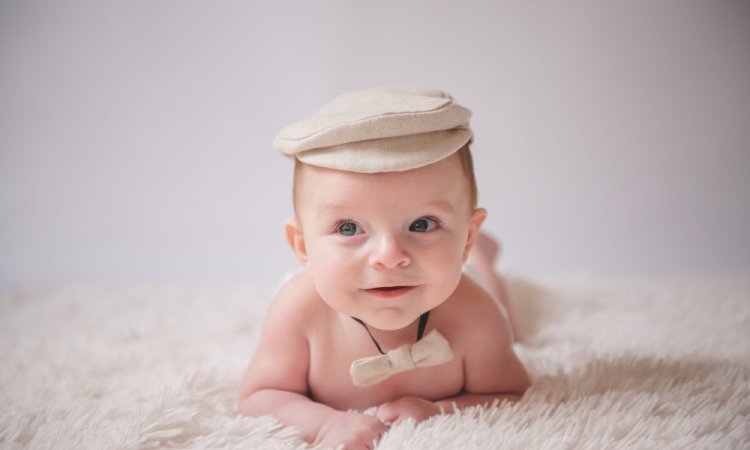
364, 285, 417, 298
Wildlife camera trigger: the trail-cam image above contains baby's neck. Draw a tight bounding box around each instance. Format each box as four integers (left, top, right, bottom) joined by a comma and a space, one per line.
340, 313, 424, 353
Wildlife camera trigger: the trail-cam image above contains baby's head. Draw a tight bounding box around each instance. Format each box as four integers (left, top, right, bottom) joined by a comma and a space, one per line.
291, 143, 477, 217
274, 87, 486, 330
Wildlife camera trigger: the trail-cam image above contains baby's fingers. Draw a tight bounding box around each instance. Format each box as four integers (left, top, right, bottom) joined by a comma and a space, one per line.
375, 403, 400, 426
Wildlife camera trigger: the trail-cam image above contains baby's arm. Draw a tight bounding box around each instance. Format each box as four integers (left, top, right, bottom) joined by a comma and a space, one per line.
434, 347, 529, 412
242, 389, 385, 448
239, 325, 330, 444
377, 339, 528, 424
239, 274, 387, 448
378, 281, 530, 424
445, 296, 529, 404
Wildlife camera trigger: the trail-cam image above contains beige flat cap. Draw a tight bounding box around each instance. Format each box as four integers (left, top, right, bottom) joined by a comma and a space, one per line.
273, 86, 472, 173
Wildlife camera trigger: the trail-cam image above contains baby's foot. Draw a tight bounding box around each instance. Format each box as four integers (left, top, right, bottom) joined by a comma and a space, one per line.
468, 232, 512, 324
469, 232, 502, 272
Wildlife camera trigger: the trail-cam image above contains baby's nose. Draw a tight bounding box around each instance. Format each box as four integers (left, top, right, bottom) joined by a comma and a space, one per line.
368, 234, 411, 269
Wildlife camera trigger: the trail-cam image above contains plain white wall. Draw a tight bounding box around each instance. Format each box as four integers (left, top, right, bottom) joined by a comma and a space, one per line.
2, 0, 749, 291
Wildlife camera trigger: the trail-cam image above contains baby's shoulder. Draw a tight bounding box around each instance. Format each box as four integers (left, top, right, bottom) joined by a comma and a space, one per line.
434, 274, 512, 344
440, 274, 504, 318
264, 270, 327, 333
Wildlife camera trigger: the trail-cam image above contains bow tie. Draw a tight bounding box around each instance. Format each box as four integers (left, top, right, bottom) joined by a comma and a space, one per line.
349, 329, 454, 387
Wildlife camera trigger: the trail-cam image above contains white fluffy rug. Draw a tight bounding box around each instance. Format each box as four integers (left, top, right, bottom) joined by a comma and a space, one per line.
1, 273, 749, 449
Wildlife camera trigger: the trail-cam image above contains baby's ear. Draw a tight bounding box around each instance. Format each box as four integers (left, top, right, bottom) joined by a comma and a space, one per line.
463, 208, 487, 262
284, 218, 308, 264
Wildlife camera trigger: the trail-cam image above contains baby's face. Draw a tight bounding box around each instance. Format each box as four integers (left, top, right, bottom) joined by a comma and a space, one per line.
290, 153, 486, 331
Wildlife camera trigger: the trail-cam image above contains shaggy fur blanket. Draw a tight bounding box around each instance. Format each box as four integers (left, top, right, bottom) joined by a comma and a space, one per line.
1, 274, 748, 449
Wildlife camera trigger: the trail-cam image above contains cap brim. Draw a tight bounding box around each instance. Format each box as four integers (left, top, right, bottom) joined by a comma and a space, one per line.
295, 128, 472, 173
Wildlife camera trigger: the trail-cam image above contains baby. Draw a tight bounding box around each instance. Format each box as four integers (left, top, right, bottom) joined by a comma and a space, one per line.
239, 87, 530, 449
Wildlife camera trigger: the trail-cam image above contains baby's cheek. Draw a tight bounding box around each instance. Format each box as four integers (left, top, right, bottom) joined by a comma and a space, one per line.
432, 259, 463, 298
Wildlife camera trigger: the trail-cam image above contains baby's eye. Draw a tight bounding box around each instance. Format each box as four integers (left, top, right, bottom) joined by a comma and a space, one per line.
336, 221, 363, 236
409, 217, 439, 233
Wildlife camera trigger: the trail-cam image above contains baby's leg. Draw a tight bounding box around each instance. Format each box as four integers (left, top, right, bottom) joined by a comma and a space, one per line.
467, 232, 513, 322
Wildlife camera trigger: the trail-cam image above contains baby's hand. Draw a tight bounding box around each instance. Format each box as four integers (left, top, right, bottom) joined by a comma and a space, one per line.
376, 396, 442, 426
314, 410, 388, 450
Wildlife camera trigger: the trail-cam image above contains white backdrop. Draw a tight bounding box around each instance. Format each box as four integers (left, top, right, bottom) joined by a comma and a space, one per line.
2, 0, 749, 291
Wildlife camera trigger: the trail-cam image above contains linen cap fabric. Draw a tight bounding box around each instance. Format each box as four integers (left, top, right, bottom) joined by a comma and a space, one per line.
273, 86, 473, 173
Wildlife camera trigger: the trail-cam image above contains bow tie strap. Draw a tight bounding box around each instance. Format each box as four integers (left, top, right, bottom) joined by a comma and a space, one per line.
350, 329, 453, 387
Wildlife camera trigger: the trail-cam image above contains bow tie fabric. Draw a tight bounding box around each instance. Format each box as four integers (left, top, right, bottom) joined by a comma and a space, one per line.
350, 329, 454, 387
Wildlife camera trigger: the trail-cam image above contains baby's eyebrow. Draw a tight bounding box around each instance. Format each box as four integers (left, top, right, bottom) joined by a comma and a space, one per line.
425, 200, 456, 214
